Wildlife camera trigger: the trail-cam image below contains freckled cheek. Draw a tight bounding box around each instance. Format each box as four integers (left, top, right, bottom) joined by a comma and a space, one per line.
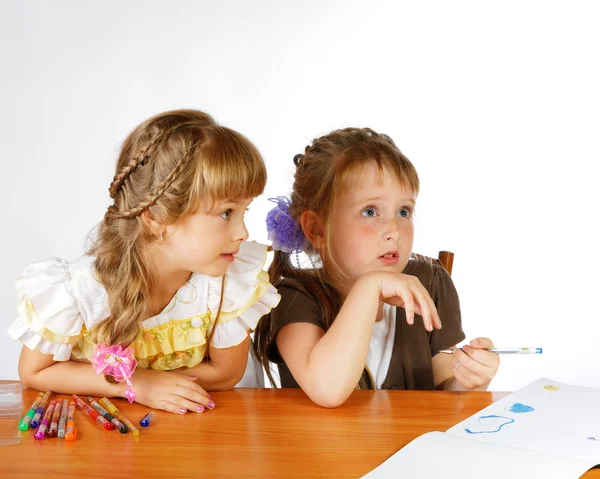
399, 224, 414, 238
356, 224, 380, 238
337, 223, 380, 254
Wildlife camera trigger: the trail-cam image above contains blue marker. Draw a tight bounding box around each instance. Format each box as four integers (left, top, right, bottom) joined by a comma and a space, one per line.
30, 391, 52, 428
140, 412, 156, 427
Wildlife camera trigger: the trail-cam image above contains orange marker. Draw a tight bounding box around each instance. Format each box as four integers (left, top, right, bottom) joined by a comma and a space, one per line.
65, 400, 77, 441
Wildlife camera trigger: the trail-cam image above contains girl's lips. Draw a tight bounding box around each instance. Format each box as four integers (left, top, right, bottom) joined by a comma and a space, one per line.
379, 255, 399, 265
220, 253, 236, 263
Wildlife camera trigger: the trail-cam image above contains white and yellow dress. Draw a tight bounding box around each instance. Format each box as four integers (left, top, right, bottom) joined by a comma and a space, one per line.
8, 241, 280, 376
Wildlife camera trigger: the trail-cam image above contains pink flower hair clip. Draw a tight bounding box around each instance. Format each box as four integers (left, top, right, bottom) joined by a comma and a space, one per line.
91, 344, 138, 403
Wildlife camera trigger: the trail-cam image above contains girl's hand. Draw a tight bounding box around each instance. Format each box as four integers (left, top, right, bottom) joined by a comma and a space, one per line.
368, 271, 442, 332
131, 368, 214, 414
452, 337, 500, 389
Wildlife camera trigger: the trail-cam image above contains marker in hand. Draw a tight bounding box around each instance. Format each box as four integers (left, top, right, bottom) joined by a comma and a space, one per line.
440, 347, 542, 354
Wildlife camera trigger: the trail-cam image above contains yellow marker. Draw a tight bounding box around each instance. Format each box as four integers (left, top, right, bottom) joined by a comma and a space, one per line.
99, 398, 140, 437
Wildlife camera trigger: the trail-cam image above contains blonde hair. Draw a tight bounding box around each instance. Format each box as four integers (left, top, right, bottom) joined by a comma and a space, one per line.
254, 127, 419, 389
88, 109, 266, 353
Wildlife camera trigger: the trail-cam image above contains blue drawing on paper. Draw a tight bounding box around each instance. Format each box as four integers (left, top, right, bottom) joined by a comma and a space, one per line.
465, 415, 515, 435
507, 403, 535, 414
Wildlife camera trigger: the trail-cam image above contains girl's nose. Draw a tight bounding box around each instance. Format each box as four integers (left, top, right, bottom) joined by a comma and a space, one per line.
235, 220, 249, 243
383, 220, 400, 241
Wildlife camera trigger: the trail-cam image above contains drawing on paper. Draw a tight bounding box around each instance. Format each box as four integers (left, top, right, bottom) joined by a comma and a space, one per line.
507, 403, 535, 413
464, 415, 515, 435
543, 385, 560, 391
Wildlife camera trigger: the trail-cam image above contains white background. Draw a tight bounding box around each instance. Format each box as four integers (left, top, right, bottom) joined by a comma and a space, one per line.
1, 0, 599, 390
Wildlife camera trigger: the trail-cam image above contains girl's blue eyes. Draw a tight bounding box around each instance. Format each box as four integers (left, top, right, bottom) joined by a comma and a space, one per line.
362, 207, 377, 217
360, 207, 412, 218
220, 208, 250, 220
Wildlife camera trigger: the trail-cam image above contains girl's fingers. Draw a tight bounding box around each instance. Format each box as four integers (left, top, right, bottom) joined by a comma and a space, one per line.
452, 365, 476, 389
410, 290, 431, 331
416, 288, 441, 331
454, 349, 492, 386
454, 348, 481, 371
160, 401, 188, 415
453, 355, 484, 388
397, 287, 416, 325
462, 345, 500, 368
407, 284, 439, 332
177, 397, 207, 414
471, 337, 494, 349
175, 376, 212, 399
173, 385, 213, 408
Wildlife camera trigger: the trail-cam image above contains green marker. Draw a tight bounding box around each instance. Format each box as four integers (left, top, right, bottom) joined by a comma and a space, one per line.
19, 392, 44, 431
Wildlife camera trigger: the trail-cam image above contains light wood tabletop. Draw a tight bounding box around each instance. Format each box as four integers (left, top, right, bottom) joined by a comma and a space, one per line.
2, 385, 599, 478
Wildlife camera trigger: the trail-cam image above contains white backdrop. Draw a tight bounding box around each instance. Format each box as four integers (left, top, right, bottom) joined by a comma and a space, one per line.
1, 0, 598, 390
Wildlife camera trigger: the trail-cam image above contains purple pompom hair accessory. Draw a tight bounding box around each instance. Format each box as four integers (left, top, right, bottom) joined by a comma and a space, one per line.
266, 197, 307, 253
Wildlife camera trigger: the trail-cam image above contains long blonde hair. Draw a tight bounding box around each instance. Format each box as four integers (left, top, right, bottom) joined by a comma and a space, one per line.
254, 127, 419, 389
88, 109, 266, 351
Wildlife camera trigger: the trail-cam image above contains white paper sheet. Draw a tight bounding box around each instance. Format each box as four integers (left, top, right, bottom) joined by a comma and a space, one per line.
447, 378, 600, 463
364, 432, 593, 479
363, 378, 600, 479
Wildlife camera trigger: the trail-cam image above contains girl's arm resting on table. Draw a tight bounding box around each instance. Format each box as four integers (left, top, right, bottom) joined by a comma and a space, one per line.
277, 272, 440, 408
18, 346, 125, 396
18, 346, 212, 413
276, 275, 383, 408
180, 335, 250, 391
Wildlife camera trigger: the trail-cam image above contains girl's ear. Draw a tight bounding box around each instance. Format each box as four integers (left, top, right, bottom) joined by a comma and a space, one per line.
141, 209, 166, 241
300, 210, 324, 249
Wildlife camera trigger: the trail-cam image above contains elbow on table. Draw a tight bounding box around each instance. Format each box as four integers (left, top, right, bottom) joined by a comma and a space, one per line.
208, 368, 246, 392
17, 367, 39, 390
306, 383, 352, 409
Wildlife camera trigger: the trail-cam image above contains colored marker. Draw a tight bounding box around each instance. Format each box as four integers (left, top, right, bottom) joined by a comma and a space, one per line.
34, 400, 56, 440
140, 412, 156, 427
57, 399, 69, 439
440, 347, 543, 354
18, 392, 44, 431
72, 394, 114, 430
47, 399, 63, 437
30, 391, 51, 429
88, 397, 127, 433
99, 398, 137, 436
65, 400, 76, 441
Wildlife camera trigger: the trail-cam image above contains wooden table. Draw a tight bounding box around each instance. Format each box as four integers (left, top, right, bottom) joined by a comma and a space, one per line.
2, 386, 599, 478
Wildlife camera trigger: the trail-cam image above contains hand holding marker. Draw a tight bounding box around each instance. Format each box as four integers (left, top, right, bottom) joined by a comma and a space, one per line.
440, 347, 542, 354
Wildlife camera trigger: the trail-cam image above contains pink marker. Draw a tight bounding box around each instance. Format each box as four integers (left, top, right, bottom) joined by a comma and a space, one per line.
34, 400, 56, 440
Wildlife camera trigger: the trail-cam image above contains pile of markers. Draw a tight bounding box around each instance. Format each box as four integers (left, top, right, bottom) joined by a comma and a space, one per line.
19, 391, 157, 441
18, 392, 76, 440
